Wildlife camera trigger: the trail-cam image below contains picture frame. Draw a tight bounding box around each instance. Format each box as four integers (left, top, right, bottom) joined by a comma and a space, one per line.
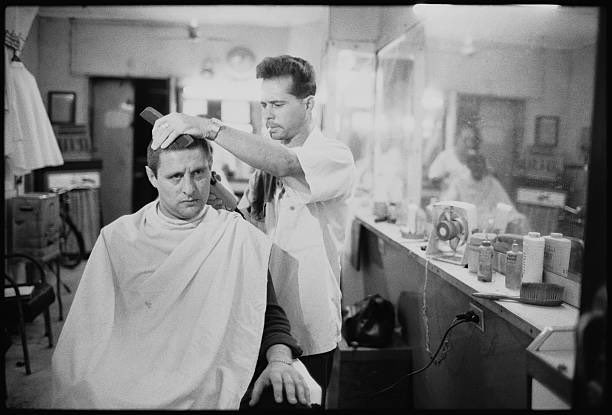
48, 91, 76, 124
534, 115, 559, 148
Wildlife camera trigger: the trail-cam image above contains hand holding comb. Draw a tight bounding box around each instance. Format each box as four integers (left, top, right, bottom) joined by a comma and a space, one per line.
139, 107, 193, 147
472, 282, 564, 306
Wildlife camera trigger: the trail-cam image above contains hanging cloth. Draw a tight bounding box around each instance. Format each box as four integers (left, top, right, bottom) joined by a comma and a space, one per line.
4, 6, 63, 176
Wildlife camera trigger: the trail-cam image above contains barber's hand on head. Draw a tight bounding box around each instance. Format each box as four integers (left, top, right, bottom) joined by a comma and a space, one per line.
151, 113, 207, 150
249, 360, 310, 407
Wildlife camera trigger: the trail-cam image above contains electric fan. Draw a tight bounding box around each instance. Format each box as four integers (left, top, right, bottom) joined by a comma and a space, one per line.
426, 201, 477, 265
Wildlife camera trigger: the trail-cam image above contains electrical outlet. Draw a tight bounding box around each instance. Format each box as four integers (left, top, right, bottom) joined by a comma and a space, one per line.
469, 302, 485, 332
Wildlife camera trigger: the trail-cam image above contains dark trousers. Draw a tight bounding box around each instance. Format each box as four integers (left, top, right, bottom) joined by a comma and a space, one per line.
299, 348, 337, 408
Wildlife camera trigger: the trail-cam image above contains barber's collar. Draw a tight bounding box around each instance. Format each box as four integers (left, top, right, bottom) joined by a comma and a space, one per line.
155, 200, 208, 228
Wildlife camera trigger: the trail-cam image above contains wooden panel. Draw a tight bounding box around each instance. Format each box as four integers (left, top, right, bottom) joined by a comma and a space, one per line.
351, 226, 534, 409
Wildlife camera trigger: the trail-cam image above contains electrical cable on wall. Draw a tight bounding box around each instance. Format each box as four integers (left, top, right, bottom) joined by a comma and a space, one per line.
367, 311, 479, 398
422, 255, 431, 354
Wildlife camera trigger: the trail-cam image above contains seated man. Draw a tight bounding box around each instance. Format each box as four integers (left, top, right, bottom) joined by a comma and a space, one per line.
428, 124, 481, 190
51, 138, 316, 409
441, 152, 529, 234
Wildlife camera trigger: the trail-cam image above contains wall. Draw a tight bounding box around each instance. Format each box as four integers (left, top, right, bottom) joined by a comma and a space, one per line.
35, 17, 291, 126
287, 18, 329, 126
20, 15, 39, 77
564, 44, 596, 164
37, 17, 89, 125
376, 6, 419, 50
329, 6, 380, 43
69, 20, 288, 79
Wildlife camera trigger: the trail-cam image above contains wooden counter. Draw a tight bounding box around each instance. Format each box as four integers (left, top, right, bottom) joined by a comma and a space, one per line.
338, 208, 579, 409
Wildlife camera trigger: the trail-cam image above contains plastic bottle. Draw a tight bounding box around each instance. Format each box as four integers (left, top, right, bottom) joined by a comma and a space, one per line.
467, 233, 485, 273
477, 240, 494, 282
543, 232, 572, 278
522, 232, 545, 283
505, 241, 523, 290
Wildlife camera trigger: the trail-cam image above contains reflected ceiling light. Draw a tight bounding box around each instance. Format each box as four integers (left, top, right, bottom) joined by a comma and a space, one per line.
516, 4, 561, 8
413, 3, 453, 19
460, 35, 476, 56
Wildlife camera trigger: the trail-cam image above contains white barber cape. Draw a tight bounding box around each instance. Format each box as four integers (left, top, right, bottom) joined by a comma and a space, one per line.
51, 202, 272, 409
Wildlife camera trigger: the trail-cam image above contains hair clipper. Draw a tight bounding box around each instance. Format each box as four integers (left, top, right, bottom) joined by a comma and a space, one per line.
139, 106, 238, 211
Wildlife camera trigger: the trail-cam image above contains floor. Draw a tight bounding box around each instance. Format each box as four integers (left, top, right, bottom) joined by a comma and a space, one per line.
4, 261, 85, 409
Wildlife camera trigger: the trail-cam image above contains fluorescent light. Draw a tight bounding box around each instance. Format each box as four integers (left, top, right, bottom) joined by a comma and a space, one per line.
516, 4, 561, 8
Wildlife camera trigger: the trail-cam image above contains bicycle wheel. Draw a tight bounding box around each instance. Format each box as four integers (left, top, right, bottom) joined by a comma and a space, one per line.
59, 214, 86, 269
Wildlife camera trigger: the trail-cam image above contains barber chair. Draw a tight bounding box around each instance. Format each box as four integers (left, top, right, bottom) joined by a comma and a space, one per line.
2, 254, 55, 375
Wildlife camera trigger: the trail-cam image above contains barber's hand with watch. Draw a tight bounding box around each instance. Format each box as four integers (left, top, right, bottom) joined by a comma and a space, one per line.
151, 113, 224, 150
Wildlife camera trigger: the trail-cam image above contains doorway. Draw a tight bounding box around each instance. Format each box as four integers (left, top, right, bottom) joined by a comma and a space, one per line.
91, 77, 169, 225
132, 79, 170, 212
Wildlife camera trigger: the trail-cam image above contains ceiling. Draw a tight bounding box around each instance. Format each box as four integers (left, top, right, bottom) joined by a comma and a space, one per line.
36, 5, 330, 28
414, 5, 599, 49
36, 5, 599, 49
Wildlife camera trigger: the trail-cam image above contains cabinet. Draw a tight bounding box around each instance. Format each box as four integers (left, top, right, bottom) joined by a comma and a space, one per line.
327, 334, 413, 409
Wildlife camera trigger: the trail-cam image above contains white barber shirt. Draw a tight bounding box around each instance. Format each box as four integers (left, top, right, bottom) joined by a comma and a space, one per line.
242, 128, 355, 355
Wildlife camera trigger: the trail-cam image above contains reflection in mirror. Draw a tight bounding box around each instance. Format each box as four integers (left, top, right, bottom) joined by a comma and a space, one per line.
367, 5, 598, 287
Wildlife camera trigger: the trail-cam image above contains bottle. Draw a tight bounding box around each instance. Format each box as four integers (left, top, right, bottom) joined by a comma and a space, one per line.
467, 233, 485, 273
387, 202, 398, 223
544, 232, 572, 278
522, 232, 545, 283
477, 240, 494, 282
505, 241, 523, 290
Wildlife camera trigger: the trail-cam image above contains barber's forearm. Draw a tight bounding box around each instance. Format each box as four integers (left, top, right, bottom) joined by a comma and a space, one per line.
215, 126, 301, 177
266, 343, 294, 364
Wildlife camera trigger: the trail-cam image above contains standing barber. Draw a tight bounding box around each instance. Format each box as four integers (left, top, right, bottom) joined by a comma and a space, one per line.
151, 55, 355, 404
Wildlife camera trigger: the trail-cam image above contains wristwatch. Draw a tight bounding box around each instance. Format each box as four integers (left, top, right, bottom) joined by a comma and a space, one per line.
205, 117, 225, 141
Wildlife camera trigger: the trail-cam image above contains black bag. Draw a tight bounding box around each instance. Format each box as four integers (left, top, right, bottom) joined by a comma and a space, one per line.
342, 294, 395, 348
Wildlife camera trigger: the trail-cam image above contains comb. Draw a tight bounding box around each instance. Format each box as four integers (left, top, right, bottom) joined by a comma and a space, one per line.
472, 282, 564, 306
139, 106, 193, 147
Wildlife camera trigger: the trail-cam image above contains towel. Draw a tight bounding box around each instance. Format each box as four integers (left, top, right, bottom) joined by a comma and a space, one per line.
51, 202, 271, 409
246, 169, 277, 221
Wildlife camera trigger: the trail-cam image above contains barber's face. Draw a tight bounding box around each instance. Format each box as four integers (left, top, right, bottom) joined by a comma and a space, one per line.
260, 76, 311, 141
468, 157, 487, 181
146, 147, 211, 220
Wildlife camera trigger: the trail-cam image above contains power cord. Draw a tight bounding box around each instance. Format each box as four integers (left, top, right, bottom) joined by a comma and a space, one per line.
367, 311, 480, 398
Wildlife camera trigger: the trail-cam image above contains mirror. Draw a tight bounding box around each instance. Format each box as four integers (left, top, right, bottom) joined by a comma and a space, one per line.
370, 5, 599, 283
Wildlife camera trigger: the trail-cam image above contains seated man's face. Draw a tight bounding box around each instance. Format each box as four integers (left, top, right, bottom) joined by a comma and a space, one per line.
146, 147, 211, 220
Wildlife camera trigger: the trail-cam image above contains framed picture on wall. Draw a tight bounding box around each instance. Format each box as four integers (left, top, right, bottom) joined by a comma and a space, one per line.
534, 115, 559, 148
48, 91, 76, 124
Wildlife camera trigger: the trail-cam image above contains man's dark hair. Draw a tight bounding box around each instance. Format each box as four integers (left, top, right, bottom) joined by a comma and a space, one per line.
147, 137, 213, 177
256, 55, 316, 98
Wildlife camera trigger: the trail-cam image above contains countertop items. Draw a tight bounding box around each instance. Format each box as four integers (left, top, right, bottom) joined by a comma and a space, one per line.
353, 209, 579, 338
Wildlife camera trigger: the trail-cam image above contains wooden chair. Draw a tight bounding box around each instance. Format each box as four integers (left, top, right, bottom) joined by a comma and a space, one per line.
2, 254, 55, 375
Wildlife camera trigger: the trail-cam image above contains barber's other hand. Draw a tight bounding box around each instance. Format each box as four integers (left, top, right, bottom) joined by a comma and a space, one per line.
206, 191, 230, 211
151, 113, 207, 150
249, 361, 311, 407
